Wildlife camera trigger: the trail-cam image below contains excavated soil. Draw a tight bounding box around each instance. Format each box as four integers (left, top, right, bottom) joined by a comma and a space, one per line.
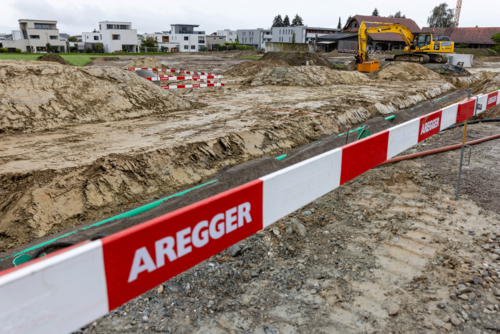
224, 60, 288, 77
370, 62, 444, 81
0, 60, 190, 133
124, 57, 170, 69
246, 66, 371, 87
261, 52, 335, 68
36, 54, 69, 65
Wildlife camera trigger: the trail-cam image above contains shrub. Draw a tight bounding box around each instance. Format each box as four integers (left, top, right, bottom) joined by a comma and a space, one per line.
456, 43, 469, 48
0, 48, 5, 53
15, 48, 21, 53
85, 48, 93, 53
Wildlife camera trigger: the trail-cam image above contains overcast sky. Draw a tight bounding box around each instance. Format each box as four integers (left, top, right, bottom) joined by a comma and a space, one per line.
1, 0, 498, 36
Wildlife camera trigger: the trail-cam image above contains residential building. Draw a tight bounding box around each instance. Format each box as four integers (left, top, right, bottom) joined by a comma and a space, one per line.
98, 21, 138, 52
1, 19, 66, 52
237, 28, 272, 50
341, 15, 421, 51
217, 29, 237, 43
59, 33, 70, 41
421, 27, 500, 49
141, 25, 206, 52
272, 26, 339, 45
206, 35, 227, 50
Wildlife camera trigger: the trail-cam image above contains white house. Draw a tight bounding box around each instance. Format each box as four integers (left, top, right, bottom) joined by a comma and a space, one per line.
217, 29, 237, 43
98, 21, 138, 52
271, 26, 340, 44
140, 24, 206, 52
1, 19, 66, 52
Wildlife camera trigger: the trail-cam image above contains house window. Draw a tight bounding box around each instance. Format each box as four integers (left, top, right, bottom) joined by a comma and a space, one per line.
29, 35, 40, 39
162, 36, 169, 42
94, 36, 99, 40
36, 46, 46, 51
191, 45, 195, 49
34, 24, 51, 29
184, 36, 188, 41
112, 34, 120, 40
50, 35, 58, 40
184, 45, 188, 50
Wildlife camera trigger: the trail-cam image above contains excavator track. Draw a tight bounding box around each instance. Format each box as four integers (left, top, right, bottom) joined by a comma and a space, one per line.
394, 53, 430, 64
428, 54, 448, 64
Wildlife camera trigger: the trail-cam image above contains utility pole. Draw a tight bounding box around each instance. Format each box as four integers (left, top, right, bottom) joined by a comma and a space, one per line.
454, 0, 463, 27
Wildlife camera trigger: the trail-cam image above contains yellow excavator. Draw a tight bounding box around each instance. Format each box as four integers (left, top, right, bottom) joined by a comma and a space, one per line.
356, 21, 455, 72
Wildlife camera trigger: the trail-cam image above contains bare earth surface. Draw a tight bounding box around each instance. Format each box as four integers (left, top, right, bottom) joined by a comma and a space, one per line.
1, 52, 500, 334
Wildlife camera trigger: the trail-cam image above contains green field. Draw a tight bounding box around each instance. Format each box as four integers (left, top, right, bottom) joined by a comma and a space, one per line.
0, 52, 174, 66
237, 56, 262, 60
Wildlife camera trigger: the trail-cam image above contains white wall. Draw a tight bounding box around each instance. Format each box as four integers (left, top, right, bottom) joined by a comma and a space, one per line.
271, 27, 305, 43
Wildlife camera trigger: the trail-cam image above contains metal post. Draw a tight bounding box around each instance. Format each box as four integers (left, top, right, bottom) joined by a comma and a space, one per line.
455, 89, 472, 200
345, 127, 350, 145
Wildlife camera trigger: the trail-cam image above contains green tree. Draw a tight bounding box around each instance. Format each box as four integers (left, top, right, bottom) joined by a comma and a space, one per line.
427, 3, 455, 27
337, 17, 342, 29
46, 43, 52, 53
283, 15, 291, 27
94, 43, 103, 53
372, 8, 379, 16
292, 31, 296, 44
272, 15, 284, 27
141, 36, 158, 47
291, 14, 304, 27
235, 35, 239, 44
492, 33, 500, 52
389, 11, 406, 18
68, 36, 79, 42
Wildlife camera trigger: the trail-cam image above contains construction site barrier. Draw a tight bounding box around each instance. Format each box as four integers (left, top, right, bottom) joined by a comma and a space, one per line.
127, 68, 218, 76
0, 89, 498, 334
161, 83, 225, 90
145, 75, 223, 82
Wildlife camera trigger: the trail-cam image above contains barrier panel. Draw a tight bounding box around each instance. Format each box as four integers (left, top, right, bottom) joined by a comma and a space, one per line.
0, 89, 499, 334
128, 68, 224, 90
337, 49, 389, 54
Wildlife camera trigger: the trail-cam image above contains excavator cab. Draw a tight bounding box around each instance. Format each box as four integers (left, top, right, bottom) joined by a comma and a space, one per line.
412, 34, 432, 50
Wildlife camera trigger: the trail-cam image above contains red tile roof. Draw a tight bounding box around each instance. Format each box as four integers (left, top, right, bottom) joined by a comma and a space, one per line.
343, 15, 421, 43
421, 27, 500, 45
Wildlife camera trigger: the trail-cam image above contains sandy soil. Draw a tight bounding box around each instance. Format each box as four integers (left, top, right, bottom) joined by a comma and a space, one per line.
1, 53, 500, 334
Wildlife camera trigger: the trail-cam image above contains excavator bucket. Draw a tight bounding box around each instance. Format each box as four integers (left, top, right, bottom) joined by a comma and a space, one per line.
358, 60, 380, 73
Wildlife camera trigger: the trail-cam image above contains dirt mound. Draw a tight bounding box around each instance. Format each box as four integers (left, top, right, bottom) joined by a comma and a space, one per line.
224, 60, 288, 76
37, 54, 69, 65
124, 57, 169, 69
261, 52, 334, 68
323, 50, 340, 57
0, 60, 190, 133
246, 65, 370, 86
370, 62, 443, 81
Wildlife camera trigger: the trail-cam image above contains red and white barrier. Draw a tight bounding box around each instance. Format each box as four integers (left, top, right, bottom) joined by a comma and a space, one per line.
127, 68, 218, 76
1, 89, 498, 334
337, 49, 389, 54
161, 83, 225, 90
128, 68, 224, 89
145, 75, 223, 82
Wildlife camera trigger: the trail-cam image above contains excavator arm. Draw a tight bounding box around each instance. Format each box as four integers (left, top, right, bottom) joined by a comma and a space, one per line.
358, 21, 415, 62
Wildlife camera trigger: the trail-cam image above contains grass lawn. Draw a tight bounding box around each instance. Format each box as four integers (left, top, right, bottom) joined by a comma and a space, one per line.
0, 52, 174, 66
237, 56, 262, 60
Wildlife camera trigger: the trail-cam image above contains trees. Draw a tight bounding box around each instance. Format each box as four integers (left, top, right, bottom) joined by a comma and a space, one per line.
272, 15, 284, 27
337, 17, 342, 30
94, 43, 103, 53
427, 3, 455, 27
492, 33, 500, 52
372, 8, 379, 16
283, 15, 291, 27
141, 36, 158, 47
68, 36, 79, 42
46, 43, 53, 53
292, 31, 296, 44
291, 14, 304, 27
389, 11, 406, 18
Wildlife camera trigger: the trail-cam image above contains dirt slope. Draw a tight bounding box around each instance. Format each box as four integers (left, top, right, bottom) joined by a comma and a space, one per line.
0, 60, 190, 133
261, 52, 334, 68
372, 62, 444, 81
224, 60, 288, 77
246, 66, 371, 86
125, 57, 170, 69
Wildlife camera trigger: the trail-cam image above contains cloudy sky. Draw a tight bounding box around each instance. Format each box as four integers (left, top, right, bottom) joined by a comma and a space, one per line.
1, 0, 498, 36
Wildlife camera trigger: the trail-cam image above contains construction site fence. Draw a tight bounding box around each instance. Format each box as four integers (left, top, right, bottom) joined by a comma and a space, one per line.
0, 89, 499, 334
